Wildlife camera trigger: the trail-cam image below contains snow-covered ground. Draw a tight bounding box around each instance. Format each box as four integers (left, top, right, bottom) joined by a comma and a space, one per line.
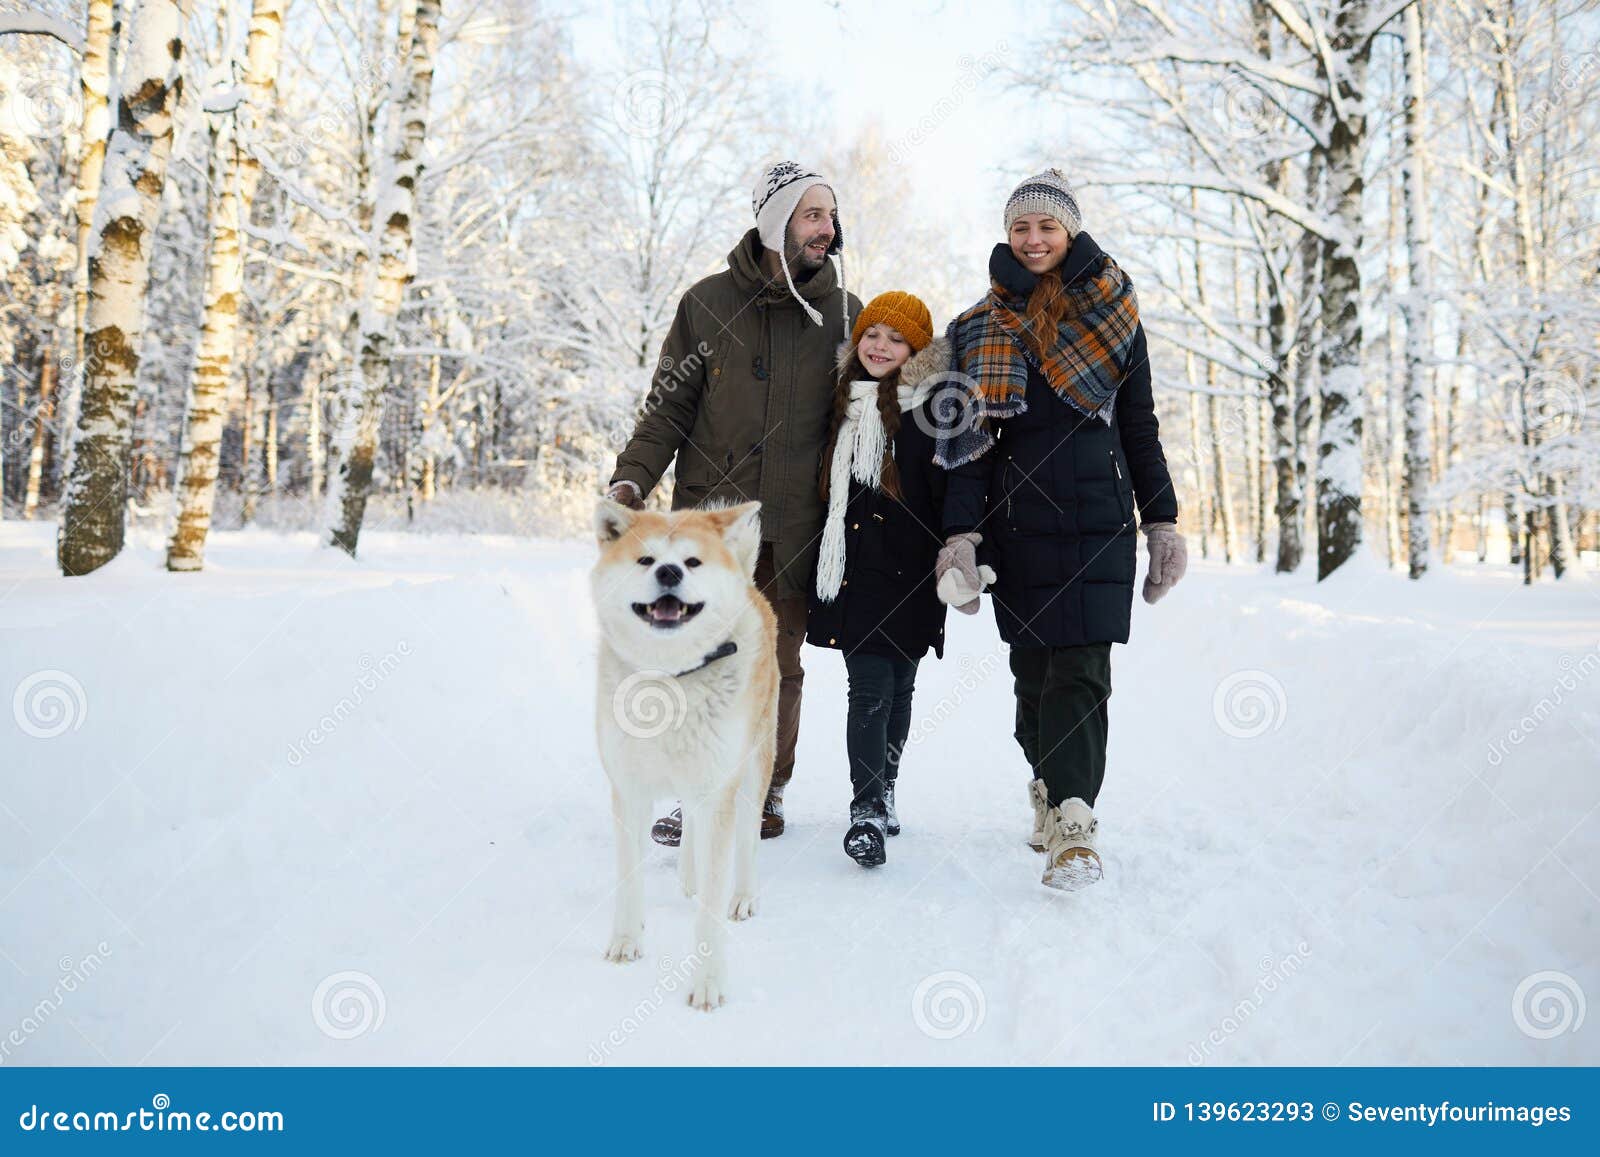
1, 519, 1596, 1065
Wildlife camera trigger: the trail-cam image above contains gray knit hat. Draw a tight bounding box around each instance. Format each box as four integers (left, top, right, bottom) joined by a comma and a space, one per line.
1003, 168, 1083, 238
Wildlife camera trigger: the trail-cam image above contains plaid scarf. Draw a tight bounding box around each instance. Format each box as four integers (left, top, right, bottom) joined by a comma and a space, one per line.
936, 237, 1140, 467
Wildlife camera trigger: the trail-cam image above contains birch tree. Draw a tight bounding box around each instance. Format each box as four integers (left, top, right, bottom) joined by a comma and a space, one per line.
1399, 0, 1432, 577
166, 0, 286, 570
325, 0, 441, 556
57, 0, 191, 576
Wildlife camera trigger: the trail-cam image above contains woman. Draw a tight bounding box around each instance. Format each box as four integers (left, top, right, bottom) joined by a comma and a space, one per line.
808, 292, 951, 868
932, 168, 1187, 891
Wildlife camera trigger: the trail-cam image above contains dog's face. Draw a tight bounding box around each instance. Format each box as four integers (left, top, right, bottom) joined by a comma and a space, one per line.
591, 499, 763, 670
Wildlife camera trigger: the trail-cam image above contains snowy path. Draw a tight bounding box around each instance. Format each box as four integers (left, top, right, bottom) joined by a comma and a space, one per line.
1, 521, 1596, 1065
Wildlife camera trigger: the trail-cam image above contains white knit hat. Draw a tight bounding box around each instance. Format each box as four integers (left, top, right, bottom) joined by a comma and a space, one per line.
752, 160, 846, 328
1004, 167, 1083, 238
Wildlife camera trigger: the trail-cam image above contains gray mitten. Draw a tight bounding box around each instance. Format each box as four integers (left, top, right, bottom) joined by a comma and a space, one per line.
1141, 522, 1187, 604
935, 532, 992, 615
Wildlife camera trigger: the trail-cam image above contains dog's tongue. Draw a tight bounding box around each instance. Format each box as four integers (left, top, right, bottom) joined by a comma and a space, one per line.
650, 597, 684, 623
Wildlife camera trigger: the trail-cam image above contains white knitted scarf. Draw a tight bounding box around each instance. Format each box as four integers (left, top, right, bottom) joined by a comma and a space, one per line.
815, 377, 936, 602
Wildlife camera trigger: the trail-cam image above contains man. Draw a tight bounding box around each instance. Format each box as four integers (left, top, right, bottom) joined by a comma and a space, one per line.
606, 161, 861, 844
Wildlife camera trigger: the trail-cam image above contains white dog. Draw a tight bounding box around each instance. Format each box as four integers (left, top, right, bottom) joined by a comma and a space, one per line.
591, 497, 778, 1010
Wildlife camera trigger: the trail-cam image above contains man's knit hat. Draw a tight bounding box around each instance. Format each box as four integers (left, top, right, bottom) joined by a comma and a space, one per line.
851, 291, 933, 352
752, 160, 845, 328
1003, 167, 1083, 238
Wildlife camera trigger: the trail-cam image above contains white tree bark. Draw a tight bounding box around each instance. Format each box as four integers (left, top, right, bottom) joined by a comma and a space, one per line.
166, 0, 286, 571
1400, 0, 1432, 578
57, 0, 191, 576
326, 0, 441, 556
1315, 0, 1371, 580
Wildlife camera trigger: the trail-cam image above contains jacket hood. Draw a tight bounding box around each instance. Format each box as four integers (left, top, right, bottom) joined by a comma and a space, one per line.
729, 227, 842, 304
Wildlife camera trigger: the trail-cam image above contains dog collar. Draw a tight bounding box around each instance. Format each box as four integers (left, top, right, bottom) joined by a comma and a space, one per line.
674, 641, 738, 677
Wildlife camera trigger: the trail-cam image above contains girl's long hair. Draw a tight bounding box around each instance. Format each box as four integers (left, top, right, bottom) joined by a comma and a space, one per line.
818, 347, 903, 503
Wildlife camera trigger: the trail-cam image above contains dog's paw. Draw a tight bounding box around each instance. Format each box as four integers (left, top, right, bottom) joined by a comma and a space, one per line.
686, 971, 728, 1011
604, 934, 644, 963
728, 894, 758, 921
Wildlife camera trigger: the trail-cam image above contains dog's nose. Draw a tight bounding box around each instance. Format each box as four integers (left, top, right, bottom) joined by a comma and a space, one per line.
654, 563, 683, 588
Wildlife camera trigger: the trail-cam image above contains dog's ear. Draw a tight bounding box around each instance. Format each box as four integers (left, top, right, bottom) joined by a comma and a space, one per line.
712, 501, 763, 578
595, 497, 636, 544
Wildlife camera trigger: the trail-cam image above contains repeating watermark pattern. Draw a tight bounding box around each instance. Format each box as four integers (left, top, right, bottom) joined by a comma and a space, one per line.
311, 970, 386, 1040
911, 970, 986, 1040
1211, 669, 1287, 739
904, 645, 1008, 749
1511, 970, 1585, 1040
12, 669, 88, 739
1214, 71, 1286, 142
907, 371, 987, 444
1486, 646, 1600, 766
279, 54, 401, 170
1504, 364, 1588, 439
887, 45, 1009, 165
611, 669, 689, 739
611, 69, 686, 139
0, 62, 81, 140
1186, 941, 1311, 1065
285, 642, 411, 766
636, 341, 715, 421
587, 943, 708, 1065
1488, 45, 1600, 166
0, 942, 113, 1065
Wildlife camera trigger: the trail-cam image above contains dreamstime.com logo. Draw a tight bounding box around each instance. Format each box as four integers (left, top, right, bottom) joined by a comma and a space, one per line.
1485, 646, 1600, 766
17, 1094, 284, 1134
0, 942, 113, 1065
588, 943, 709, 1064
286, 643, 411, 766
1187, 941, 1312, 1064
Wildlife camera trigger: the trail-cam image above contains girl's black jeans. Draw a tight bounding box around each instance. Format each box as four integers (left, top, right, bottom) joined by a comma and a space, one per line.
843, 651, 919, 814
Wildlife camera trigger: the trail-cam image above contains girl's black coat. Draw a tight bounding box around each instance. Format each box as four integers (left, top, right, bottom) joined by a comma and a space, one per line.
942, 234, 1179, 648
807, 388, 949, 663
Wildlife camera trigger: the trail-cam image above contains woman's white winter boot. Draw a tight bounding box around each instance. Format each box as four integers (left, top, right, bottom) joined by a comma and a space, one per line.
1041, 797, 1102, 891
1028, 778, 1049, 852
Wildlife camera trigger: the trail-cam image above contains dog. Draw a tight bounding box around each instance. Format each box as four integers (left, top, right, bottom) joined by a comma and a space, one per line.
591, 497, 778, 1010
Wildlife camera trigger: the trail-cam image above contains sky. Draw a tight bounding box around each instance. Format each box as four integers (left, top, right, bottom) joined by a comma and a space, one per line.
570, 0, 1091, 309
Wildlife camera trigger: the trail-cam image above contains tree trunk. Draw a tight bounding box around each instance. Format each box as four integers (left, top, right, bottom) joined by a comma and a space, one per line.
326, 0, 441, 556
166, 0, 285, 570
1400, 1, 1432, 579
1315, 0, 1371, 580
57, 0, 117, 489
23, 343, 57, 520
58, 0, 190, 576
307, 366, 323, 499
1186, 363, 1211, 561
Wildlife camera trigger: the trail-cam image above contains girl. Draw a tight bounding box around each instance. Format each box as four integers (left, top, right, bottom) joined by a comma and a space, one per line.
933, 168, 1188, 891
808, 292, 955, 868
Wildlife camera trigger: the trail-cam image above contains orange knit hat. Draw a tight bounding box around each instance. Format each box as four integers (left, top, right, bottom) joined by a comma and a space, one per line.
851, 290, 933, 352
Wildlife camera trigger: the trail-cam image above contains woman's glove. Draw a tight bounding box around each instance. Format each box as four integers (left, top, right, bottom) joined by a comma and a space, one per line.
606, 480, 645, 510
1141, 522, 1187, 604
935, 532, 997, 615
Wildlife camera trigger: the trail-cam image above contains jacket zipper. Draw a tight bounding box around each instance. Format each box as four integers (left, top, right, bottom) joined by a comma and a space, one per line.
1109, 450, 1130, 523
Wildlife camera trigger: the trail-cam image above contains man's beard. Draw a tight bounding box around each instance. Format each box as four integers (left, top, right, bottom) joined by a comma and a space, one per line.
785, 230, 829, 279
